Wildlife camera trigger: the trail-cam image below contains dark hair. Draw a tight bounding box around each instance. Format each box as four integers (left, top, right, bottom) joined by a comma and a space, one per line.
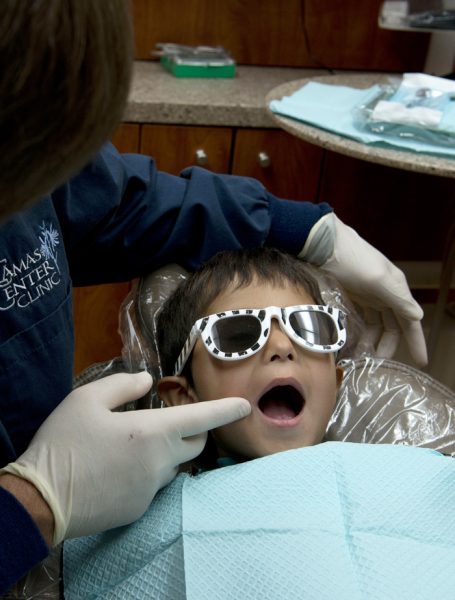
0, 0, 132, 221
156, 247, 325, 378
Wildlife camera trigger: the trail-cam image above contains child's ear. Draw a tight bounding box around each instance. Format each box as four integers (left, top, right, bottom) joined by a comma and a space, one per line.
335, 365, 344, 390
157, 376, 199, 407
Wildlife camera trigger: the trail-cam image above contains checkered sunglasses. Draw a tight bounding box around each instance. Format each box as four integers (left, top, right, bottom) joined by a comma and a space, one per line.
174, 305, 346, 375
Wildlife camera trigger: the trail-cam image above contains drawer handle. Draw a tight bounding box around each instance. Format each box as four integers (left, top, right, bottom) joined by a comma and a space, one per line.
258, 152, 271, 168
195, 149, 208, 166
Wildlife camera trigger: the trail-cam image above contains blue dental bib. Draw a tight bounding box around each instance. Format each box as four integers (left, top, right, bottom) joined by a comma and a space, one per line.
64, 442, 455, 600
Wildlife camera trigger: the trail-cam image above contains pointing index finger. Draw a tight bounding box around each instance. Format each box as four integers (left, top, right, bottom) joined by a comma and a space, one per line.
170, 397, 251, 438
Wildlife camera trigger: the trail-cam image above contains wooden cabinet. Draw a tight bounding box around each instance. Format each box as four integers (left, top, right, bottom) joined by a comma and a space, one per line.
140, 125, 324, 200
72, 281, 132, 374
317, 151, 455, 261
231, 129, 323, 201
131, 0, 428, 72
140, 124, 232, 174
72, 125, 140, 374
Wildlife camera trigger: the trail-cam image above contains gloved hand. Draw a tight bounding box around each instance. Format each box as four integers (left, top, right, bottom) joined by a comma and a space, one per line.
299, 213, 427, 367
1, 372, 250, 545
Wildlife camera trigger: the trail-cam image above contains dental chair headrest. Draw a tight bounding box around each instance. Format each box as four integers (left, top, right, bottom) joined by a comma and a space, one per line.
74, 263, 455, 455
327, 356, 455, 456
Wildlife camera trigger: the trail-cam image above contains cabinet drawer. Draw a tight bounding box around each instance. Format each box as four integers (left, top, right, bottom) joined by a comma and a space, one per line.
140, 124, 232, 174
232, 128, 323, 201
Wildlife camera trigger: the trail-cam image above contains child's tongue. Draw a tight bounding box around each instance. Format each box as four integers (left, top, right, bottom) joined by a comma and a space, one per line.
261, 397, 295, 420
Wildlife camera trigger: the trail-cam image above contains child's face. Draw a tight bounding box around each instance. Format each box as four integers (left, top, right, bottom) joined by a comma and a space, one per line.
159, 279, 343, 460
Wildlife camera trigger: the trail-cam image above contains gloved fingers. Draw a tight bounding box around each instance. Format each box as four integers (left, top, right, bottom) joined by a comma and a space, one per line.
360, 307, 427, 366
346, 278, 423, 321
170, 397, 251, 439
364, 280, 426, 364
397, 314, 428, 367
318, 215, 424, 323
361, 307, 383, 351
72, 372, 153, 411
370, 264, 424, 321
150, 465, 180, 499
375, 309, 401, 359
175, 432, 208, 465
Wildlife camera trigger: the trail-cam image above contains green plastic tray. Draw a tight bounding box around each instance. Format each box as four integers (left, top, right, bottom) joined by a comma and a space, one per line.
160, 56, 236, 78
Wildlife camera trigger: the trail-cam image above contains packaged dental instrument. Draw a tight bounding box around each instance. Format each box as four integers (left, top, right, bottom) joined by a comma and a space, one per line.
154, 43, 236, 78
353, 72, 455, 147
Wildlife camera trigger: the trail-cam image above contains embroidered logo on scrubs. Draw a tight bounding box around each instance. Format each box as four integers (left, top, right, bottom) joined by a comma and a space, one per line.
38, 222, 60, 274
0, 221, 62, 310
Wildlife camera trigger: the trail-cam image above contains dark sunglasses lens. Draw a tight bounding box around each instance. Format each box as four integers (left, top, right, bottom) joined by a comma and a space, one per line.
289, 310, 338, 346
212, 315, 262, 353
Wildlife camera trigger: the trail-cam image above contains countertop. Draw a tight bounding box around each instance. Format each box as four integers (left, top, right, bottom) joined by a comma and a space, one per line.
125, 62, 455, 176
124, 61, 329, 127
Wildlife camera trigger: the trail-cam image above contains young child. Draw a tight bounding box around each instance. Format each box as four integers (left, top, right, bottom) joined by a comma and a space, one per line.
156, 247, 346, 466
64, 249, 455, 600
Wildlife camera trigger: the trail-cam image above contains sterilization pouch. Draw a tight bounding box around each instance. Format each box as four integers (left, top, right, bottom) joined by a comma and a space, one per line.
63, 442, 455, 600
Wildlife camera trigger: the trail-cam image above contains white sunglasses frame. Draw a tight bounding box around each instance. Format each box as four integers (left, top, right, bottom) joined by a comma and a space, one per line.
173, 304, 346, 375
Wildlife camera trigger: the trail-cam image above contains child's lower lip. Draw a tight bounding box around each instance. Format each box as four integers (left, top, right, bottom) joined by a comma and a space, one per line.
258, 410, 303, 428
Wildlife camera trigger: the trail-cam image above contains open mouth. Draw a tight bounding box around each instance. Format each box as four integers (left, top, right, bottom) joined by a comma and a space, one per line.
258, 385, 305, 422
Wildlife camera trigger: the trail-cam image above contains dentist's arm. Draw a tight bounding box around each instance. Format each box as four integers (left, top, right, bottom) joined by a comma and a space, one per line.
0, 473, 54, 547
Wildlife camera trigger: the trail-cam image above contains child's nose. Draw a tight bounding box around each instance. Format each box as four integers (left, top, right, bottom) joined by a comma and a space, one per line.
264, 320, 295, 362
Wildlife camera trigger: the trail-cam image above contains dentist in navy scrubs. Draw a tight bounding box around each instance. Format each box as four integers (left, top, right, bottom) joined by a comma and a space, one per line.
0, 1, 427, 593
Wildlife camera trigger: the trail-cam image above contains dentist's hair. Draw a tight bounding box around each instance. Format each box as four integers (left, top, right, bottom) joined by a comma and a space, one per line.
0, 0, 132, 221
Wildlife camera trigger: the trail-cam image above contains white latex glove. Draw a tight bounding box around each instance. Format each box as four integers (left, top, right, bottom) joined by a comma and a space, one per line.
1, 372, 250, 545
299, 213, 427, 367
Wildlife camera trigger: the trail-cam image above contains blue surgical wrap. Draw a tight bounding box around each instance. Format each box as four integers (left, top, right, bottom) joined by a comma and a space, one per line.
63, 442, 455, 600
269, 82, 455, 157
